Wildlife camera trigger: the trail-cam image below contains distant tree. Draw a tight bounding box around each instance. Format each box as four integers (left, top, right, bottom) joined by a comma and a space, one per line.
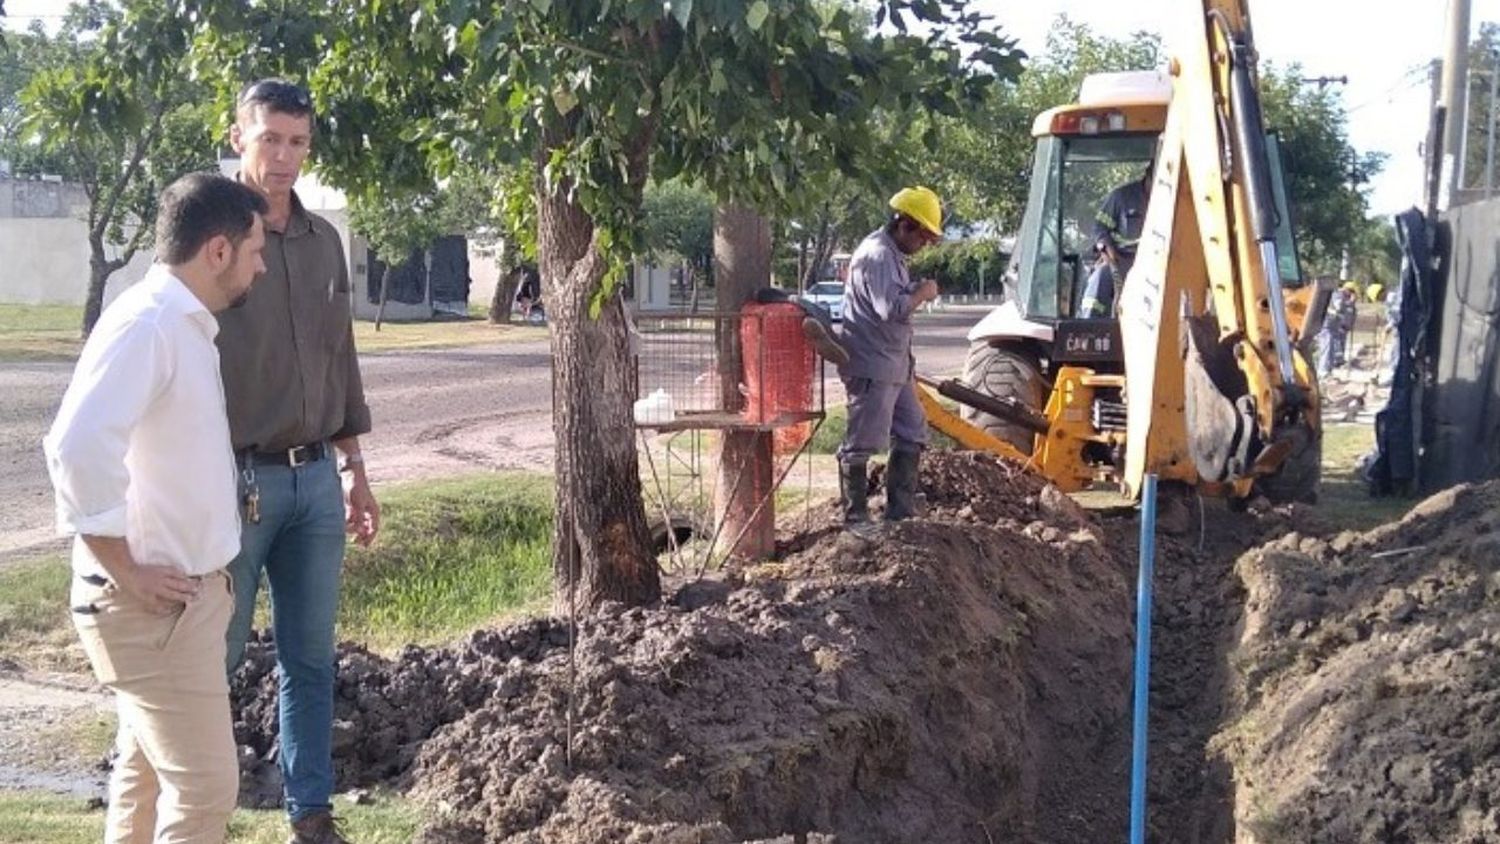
774, 174, 886, 290
1347, 215, 1401, 291
19, 2, 218, 336
347, 164, 513, 329
1463, 22, 1500, 194
925, 16, 1159, 234
1259, 63, 1385, 277
643, 179, 714, 304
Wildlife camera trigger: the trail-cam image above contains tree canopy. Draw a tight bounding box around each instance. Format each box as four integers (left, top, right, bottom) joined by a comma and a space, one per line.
16, 1, 219, 335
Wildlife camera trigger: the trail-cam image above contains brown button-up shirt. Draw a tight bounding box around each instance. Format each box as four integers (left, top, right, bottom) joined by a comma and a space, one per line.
216, 191, 371, 453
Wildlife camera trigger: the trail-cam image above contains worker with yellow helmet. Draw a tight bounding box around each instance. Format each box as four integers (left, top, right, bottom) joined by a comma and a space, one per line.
836, 186, 944, 535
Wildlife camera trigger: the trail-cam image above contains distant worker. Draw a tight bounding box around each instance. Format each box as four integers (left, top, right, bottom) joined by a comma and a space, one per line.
1080, 162, 1154, 318
836, 186, 944, 534
1317, 282, 1359, 378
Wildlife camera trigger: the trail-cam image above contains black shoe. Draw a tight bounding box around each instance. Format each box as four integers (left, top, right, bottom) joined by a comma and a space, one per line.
802, 317, 850, 367
289, 812, 352, 844
885, 448, 922, 522
839, 457, 871, 525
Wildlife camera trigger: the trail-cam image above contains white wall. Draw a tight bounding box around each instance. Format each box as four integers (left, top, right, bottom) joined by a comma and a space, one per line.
0, 170, 358, 312
0, 217, 153, 305
467, 239, 503, 313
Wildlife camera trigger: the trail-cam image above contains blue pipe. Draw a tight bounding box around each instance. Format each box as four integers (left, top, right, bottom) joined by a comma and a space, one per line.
1130, 474, 1159, 844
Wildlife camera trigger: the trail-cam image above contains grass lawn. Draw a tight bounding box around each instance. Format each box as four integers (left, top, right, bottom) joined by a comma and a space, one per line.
0, 472, 556, 671
0, 790, 419, 843
0, 304, 84, 363
353, 314, 547, 353
0, 554, 85, 672
0, 303, 545, 362
339, 472, 554, 650
1317, 421, 1413, 532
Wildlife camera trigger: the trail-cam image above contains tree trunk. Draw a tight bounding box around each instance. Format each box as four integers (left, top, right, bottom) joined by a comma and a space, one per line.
489, 267, 518, 324
799, 209, 835, 291
540, 160, 659, 611
82, 257, 110, 339
375, 264, 392, 331
82, 237, 122, 338
713, 203, 776, 560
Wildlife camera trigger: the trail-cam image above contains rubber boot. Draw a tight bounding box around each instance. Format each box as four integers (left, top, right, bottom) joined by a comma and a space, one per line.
839, 458, 876, 534
802, 317, 850, 367
885, 448, 922, 522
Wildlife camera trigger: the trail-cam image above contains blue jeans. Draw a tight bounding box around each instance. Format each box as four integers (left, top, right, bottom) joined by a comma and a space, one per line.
225, 454, 345, 822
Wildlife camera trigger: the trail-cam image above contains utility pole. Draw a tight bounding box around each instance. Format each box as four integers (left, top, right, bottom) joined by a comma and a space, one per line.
1299, 75, 1349, 90
1486, 50, 1498, 197
1439, 0, 1472, 209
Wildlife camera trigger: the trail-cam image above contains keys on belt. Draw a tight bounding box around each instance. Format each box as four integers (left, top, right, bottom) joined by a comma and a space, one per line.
235, 442, 327, 524
238, 442, 328, 468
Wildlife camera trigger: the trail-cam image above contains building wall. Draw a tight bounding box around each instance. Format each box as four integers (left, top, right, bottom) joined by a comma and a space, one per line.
0, 216, 154, 305
0, 171, 357, 313
1425, 197, 1500, 490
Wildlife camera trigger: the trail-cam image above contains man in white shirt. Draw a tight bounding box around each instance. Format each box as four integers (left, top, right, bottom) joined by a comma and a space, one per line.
44, 172, 268, 844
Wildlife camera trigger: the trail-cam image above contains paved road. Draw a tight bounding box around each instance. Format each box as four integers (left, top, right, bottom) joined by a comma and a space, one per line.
0, 307, 987, 561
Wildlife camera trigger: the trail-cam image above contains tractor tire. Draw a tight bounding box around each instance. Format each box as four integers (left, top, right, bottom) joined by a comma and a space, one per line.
961, 343, 1048, 456
1255, 424, 1321, 504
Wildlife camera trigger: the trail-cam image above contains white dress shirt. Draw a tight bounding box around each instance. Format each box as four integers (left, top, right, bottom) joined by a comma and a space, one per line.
44, 266, 240, 578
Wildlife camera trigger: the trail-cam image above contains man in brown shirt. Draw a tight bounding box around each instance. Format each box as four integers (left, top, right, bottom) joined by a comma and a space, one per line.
218, 79, 377, 844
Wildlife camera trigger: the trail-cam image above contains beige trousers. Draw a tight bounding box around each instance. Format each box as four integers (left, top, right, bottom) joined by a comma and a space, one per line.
71, 570, 238, 844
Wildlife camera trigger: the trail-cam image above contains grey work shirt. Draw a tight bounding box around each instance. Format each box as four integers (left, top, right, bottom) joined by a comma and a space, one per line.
1092, 178, 1150, 256
838, 228, 919, 384
216, 191, 371, 453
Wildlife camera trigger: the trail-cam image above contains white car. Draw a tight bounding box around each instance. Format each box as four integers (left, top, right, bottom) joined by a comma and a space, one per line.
802, 281, 845, 322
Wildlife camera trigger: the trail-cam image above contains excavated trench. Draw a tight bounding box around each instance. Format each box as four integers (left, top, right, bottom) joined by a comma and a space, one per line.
227, 453, 1500, 842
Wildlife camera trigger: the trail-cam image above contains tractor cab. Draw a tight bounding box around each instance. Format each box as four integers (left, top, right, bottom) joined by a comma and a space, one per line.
971, 71, 1172, 373
963, 70, 1303, 456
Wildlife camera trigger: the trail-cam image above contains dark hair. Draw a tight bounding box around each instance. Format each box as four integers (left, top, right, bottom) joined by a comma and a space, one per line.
237, 78, 313, 120
155, 173, 269, 265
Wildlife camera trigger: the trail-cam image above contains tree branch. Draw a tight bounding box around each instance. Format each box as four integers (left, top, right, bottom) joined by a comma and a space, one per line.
91, 99, 165, 245
115, 218, 152, 270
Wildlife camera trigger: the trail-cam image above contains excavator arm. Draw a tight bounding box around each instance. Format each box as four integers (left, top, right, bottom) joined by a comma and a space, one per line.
1117, 0, 1320, 502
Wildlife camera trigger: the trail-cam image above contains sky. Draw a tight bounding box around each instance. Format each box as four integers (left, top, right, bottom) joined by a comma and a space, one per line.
6, 0, 1497, 214
980, 0, 1500, 215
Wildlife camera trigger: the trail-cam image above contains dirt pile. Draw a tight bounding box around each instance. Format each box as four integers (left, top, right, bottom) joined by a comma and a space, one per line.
232, 452, 1148, 842
412, 451, 1139, 843
230, 619, 573, 806
1217, 481, 1500, 842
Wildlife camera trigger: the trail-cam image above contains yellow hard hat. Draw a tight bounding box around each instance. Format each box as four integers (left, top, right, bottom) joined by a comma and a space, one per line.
1367, 283, 1384, 303
889, 186, 943, 237
1341, 281, 1359, 293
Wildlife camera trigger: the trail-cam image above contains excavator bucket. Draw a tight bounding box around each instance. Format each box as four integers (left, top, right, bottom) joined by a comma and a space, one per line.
1181, 313, 1259, 484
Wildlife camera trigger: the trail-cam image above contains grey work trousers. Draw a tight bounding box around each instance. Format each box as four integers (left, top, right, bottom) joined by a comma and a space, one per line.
837, 376, 929, 462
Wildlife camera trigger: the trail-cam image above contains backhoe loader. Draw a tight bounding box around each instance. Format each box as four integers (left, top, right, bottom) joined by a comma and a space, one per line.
921, 0, 1322, 504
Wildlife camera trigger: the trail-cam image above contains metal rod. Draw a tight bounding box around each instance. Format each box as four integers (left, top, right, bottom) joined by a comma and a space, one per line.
1259, 241, 1298, 386
638, 429, 685, 575
1129, 473, 1159, 844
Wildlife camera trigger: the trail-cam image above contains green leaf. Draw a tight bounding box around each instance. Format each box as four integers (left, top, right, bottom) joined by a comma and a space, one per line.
670, 0, 693, 28
530, 0, 553, 12
746, 1, 769, 31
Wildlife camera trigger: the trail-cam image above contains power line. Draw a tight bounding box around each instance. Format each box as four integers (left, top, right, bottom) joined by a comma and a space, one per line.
1346, 63, 1432, 113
